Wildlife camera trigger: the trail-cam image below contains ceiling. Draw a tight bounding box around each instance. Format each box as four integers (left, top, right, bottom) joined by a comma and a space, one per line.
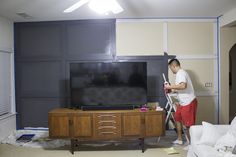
0, 0, 236, 22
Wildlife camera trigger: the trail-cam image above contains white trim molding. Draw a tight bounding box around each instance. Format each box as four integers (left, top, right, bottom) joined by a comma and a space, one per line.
0, 49, 13, 54
163, 22, 168, 53
0, 112, 16, 121
116, 52, 165, 56
10, 53, 16, 113
168, 91, 217, 97
116, 18, 217, 23
173, 54, 217, 60
214, 21, 219, 123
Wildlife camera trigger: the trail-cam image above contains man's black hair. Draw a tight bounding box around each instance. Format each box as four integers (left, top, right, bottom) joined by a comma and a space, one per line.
168, 58, 180, 66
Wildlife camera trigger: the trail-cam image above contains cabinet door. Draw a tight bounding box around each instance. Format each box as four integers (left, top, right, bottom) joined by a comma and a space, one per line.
73, 114, 93, 138
145, 112, 164, 136
49, 114, 70, 138
122, 113, 142, 136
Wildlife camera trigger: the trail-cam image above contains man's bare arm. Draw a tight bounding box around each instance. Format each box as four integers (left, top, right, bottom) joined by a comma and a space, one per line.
165, 82, 187, 90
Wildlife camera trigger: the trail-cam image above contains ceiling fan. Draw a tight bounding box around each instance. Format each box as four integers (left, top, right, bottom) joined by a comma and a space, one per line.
64, 0, 124, 15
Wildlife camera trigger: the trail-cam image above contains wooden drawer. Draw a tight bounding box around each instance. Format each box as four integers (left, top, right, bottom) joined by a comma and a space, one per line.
94, 113, 121, 139
95, 113, 119, 121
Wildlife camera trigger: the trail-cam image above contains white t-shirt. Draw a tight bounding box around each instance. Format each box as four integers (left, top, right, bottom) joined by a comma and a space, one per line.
175, 69, 196, 106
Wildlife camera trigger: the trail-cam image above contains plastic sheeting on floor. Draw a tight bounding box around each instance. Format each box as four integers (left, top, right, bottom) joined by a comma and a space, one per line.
1, 129, 187, 151
1, 128, 70, 148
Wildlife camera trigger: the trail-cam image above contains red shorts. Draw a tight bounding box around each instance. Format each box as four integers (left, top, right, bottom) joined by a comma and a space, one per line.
174, 98, 198, 127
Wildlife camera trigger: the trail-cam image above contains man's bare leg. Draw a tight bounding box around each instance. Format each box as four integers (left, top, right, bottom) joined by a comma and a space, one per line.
176, 121, 183, 141
186, 126, 190, 144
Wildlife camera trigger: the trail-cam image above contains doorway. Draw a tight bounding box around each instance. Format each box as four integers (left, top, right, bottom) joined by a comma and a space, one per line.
229, 43, 236, 121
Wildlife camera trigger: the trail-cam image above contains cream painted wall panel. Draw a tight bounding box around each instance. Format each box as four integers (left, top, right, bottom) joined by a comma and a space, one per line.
168, 22, 214, 55
168, 59, 214, 93
196, 96, 216, 124
116, 22, 163, 56
167, 96, 216, 124
0, 17, 13, 52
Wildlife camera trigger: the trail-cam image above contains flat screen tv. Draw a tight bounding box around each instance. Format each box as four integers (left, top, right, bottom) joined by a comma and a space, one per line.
70, 62, 147, 110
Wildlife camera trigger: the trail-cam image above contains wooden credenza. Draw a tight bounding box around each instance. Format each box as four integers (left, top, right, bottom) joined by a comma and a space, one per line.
48, 108, 165, 154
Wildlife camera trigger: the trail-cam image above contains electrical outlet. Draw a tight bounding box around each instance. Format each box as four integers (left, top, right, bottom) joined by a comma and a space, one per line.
205, 82, 212, 87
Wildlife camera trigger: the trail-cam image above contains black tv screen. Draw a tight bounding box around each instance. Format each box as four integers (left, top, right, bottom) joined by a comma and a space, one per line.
70, 62, 147, 109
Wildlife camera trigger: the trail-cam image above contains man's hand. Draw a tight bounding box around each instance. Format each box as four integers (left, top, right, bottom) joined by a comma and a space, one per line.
175, 102, 181, 108
172, 89, 178, 93
164, 84, 178, 93
164, 83, 171, 90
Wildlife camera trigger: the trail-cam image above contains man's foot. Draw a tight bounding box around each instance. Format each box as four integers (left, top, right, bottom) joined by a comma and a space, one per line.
172, 139, 183, 145
183, 145, 189, 150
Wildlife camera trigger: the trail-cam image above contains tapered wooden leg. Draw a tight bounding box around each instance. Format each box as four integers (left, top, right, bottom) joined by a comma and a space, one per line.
71, 139, 75, 154
140, 138, 145, 153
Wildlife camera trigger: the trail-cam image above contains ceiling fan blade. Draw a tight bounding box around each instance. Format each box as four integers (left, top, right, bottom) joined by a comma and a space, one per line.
64, 0, 90, 13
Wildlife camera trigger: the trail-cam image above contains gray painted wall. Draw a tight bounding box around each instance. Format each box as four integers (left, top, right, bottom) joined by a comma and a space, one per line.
14, 19, 172, 128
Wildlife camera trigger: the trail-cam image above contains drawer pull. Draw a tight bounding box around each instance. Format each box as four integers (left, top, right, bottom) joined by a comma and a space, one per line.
99, 132, 116, 135
69, 119, 73, 126
98, 120, 116, 124
98, 126, 116, 129
97, 115, 117, 118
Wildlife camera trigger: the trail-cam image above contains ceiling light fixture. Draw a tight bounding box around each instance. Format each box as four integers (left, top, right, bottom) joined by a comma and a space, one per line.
63, 0, 123, 15
88, 0, 124, 15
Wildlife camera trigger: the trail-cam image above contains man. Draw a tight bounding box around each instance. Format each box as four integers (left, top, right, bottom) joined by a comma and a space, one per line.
164, 58, 197, 145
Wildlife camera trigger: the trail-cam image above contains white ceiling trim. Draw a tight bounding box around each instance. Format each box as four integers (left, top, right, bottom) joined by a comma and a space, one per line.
175, 54, 217, 60
116, 18, 217, 23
